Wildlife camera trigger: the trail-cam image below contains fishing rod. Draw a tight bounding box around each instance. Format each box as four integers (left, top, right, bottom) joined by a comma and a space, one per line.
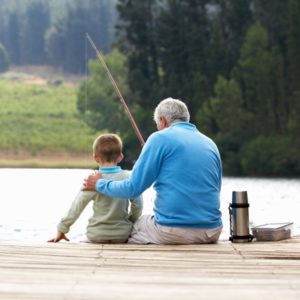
86, 33, 145, 147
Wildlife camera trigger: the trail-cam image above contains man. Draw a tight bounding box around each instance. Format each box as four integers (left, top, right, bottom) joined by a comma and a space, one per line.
84, 97, 222, 244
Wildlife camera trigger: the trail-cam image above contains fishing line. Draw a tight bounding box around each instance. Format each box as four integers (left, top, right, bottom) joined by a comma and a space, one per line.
85, 33, 145, 147
84, 34, 88, 112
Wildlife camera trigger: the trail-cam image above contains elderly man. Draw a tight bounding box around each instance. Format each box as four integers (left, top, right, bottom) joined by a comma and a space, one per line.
84, 97, 222, 244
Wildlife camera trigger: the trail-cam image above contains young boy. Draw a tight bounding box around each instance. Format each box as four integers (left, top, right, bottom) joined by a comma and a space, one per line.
48, 133, 143, 243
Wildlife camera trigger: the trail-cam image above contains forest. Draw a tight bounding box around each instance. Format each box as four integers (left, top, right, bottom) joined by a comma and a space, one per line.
0, 0, 299, 176
0, 0, 117, 73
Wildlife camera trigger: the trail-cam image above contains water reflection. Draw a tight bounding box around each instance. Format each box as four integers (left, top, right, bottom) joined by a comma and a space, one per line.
0, 169, 299, 242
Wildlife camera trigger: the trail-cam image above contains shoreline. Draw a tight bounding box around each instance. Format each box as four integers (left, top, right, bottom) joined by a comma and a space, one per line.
0, 153, 96, 169
1, 154, 300, 178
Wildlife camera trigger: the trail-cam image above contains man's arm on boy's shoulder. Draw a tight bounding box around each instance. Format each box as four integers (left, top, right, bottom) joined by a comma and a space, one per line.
83, 171, 102, 191
129, 194, 143, 222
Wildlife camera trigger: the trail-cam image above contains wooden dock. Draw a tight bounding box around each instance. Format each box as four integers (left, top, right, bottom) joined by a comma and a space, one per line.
0, 237, 300, 300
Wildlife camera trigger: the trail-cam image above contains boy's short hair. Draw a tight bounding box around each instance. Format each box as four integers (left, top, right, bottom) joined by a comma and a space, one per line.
93, 133, 123, 163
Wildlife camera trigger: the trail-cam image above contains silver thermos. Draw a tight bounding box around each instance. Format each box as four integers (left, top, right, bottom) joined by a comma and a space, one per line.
229, 191, 253, 243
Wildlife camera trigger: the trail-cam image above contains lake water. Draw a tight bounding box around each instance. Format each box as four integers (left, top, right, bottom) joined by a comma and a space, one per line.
0, 169, 299, 242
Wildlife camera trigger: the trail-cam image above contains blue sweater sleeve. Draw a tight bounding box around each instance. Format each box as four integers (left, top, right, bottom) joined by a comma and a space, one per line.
96, 133, 163, 198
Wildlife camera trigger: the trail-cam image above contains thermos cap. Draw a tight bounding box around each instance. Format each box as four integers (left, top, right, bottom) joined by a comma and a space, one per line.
232, 191, 248, 205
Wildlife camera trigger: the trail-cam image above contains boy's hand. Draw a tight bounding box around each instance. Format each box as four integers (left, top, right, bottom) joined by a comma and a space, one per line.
48, 231, 70, 243
82, 171, 103, 191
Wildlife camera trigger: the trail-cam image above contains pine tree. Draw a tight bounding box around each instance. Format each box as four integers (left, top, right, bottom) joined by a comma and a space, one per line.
0, 43, 9, 72
6, 12, 21, 64
217, 0, 253, 67
234, 22, 285, 135
19, 1, 50, 64
286, 0, 300, 144
116, 0, 160, 108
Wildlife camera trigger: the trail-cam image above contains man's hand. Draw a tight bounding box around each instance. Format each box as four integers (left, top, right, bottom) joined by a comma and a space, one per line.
82, 170, 103, 191
48, 231, 70, 243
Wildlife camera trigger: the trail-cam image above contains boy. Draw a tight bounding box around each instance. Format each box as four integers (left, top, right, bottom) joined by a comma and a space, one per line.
48, 133, 143, 243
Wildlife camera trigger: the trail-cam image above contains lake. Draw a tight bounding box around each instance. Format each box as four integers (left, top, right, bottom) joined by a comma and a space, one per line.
0, 169, 299, 242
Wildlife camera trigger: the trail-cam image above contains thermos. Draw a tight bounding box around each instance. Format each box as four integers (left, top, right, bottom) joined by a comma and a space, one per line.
229, 191, 253, 243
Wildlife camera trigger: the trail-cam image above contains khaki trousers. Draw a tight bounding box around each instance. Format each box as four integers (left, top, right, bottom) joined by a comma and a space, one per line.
128, 215, 222, 245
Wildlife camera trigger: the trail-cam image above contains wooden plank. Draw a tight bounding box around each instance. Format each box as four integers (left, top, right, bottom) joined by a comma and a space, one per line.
0, 237, 300, 300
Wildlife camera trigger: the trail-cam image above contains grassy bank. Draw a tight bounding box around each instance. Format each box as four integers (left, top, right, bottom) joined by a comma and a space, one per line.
0, 68, 99, 168
0, 152, 96, 169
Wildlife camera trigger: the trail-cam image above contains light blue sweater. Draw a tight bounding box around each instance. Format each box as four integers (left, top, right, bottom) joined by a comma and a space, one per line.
96, 122, 222, 229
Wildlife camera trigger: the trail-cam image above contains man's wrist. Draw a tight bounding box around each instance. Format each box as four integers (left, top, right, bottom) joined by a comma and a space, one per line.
95, 178, 102, 192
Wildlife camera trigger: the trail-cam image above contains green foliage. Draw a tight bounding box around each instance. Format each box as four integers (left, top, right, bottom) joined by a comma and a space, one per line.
0, 43, 9, 72
0, 0, 117, 73
77, 49, 130, 130
112, 0, 300, 176
77, 49, 144, 167
240, 136, 300, 176
5, 13, 21, 64
44, 0, 117, 73
287, 91, 300, 141
230, 22, 289, 138
217, 0, 253, 65
0, 80, 96, 156
234, 22, 290, 135
287, 0, 300, 92
199, 76, 255, 175
20, 1, 50, 64
198, 21, 300, 176
237, 22, 270, 111
4, 0, 300, 175
209, 76, 253, 134
116, 0, 160, 110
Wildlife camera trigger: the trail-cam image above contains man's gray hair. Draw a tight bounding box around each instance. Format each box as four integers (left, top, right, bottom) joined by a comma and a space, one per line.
154, 97, 190, 125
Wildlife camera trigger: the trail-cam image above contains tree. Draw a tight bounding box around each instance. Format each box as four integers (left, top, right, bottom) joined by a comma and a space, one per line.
0, 6, 8, 56
77, 50, 130, 131
253, 0, 289, 55
206, 20, 228, 90
87, 0, 117, 54
46, 0, 117, 73
19, 1, 50, 64
0, 43, 9, 72
286, 0, 300, 147
156, 0, 211, 119
77, 49, 143, 166
5, 12, 21, 64
234, 22, 286, 135
199, 21, 295, 176
217, 0, 253, 68
116, 0, 160, 108
62, 4, 88, 73
199, 76, 254, 174
287, 0, 300, 93
45, 19, 66, 68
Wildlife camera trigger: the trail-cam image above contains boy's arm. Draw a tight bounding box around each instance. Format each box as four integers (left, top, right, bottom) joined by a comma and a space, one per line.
129, 194, 143, 223
56, 191, 96, 236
